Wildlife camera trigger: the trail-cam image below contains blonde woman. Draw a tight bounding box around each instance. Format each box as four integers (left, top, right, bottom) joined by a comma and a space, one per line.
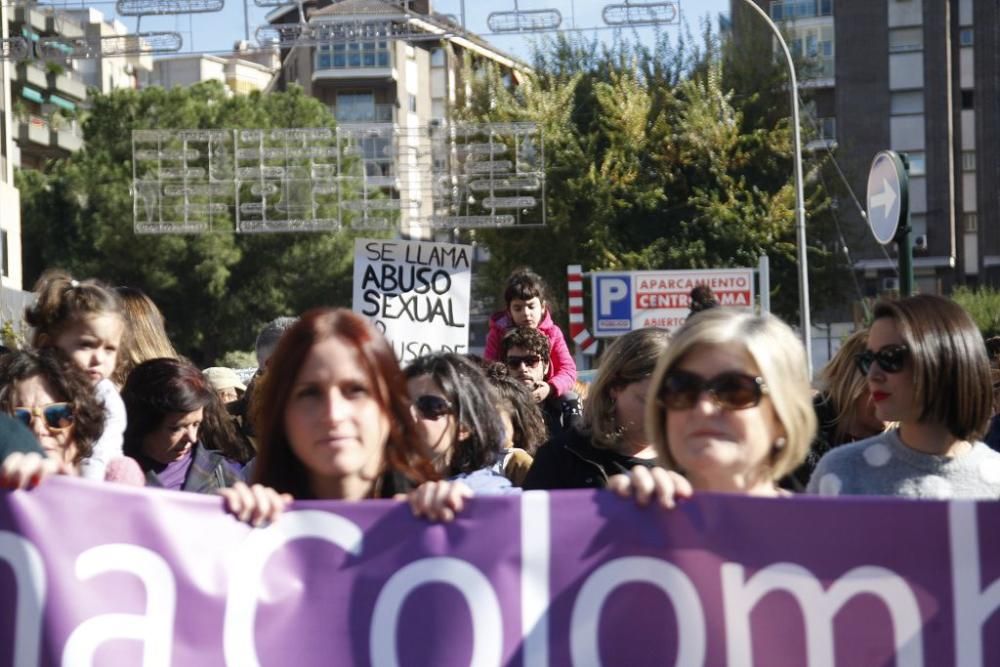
112, 287, 178, 387
522, 327, 671, 490
785, 329, 887, 489
610, 309, 817, 505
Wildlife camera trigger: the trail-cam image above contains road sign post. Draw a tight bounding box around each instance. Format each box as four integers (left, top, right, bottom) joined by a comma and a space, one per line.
866, 150, 912, 296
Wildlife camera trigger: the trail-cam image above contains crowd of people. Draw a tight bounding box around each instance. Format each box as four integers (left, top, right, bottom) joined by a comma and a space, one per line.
4, 266, 1000, 530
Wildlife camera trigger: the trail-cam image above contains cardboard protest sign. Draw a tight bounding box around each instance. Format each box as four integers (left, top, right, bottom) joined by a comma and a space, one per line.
352, 238, 472, 363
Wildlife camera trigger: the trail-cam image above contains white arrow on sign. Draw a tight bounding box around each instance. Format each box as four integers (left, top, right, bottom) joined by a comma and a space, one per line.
870, 177, 898, 215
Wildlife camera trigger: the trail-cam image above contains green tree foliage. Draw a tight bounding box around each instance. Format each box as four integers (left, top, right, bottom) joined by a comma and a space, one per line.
460, 26, 851, 327
18, 81, 369, 363
951, 287, 1000, 339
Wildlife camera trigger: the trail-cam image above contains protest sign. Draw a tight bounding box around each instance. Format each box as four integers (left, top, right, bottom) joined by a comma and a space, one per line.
352, 238, 472, 363
2, 479, 1000, 666
592, 268, 755, 336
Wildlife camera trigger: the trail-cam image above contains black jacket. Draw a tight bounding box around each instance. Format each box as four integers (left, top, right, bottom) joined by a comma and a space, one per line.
540, 391, 583, 440
522, 427, 656, 490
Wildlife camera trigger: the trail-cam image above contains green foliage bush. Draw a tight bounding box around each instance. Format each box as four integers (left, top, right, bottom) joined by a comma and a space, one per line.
951, 287, 1000, 339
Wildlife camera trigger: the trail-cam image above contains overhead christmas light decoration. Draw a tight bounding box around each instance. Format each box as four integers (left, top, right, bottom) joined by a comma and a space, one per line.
602, 1, 679, 26
486, 8, 562, 33
116, 0, 224, 16
254, 23, 307, 48
0, 36, 30, 61
37, 31, 183, 58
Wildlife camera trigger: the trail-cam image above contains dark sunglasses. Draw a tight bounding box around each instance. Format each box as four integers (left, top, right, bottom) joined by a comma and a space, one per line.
854, 344, 909, 375
659, 371, 769, 411
412, 395, 454, 420
506, 354, 542, 370
13, 402, 74, 432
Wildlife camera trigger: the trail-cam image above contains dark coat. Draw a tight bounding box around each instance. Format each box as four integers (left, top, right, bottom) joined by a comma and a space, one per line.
522, 427, 656, 490
144, 442, 244, 493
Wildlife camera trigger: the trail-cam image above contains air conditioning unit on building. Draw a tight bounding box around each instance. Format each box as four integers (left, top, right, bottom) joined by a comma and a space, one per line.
882, 277, 900, 291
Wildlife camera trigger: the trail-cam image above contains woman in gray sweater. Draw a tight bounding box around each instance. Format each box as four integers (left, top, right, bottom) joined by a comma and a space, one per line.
808, 294, 1000, 499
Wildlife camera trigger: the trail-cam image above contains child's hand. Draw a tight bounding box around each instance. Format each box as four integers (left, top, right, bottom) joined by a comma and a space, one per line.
531, 381, 551, 402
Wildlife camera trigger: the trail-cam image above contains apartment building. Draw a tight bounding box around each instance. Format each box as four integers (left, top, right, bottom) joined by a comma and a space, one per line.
0, 3, 22, 290
266, 0, 524, 233
63, 9, 153, 94
739, 0, 992, 296
150, 45, 279, 94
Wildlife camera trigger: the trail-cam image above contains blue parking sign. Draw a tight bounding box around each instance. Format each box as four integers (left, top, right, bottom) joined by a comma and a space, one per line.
593, 274, 632, 336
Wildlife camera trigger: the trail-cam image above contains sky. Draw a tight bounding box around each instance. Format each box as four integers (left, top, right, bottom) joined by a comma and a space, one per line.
100, 0, 731, 60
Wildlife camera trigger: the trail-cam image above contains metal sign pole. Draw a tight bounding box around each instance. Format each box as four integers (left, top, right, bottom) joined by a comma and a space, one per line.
737, 0, 812, 376
897, 153, 914, 297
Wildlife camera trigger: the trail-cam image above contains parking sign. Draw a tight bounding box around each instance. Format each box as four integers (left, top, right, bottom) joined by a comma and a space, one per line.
592, 274, 632, 336
591, 268, 755, 336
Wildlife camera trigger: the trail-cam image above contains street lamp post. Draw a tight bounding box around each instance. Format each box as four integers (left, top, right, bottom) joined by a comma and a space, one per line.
736, 0, 812, 376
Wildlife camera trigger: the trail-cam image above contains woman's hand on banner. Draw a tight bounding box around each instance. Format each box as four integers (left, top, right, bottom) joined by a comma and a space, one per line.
0, 451, 71, 490
407, 480, 473, 523
608, 465, 692, 509
220, 482, 292, 527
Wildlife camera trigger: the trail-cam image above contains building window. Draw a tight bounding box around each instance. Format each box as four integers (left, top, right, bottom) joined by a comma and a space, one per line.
962, 150, 976, 172
960, 28, 974, 46
888, 27, 923, 52
430, 48, 445, 67
963, 212, 978, 233
890, 90, 924, 115
335, 91, 375, 122
316, 41, 390, 70
962, 90, 975, 109
0, 229, 7, 277
769, 0, 833, 21
787, 24, 835, 79
904, 152, 925, 176
816, 116, 836, 140
408, 94, 417, 113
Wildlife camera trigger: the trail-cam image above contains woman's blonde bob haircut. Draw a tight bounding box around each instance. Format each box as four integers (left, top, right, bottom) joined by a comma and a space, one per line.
644, 309, 818, 481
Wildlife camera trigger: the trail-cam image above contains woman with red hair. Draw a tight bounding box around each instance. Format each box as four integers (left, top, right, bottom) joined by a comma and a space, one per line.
222, 308, 469, 524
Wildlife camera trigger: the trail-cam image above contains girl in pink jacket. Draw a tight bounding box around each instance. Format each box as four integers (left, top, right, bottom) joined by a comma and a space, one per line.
484, 268, 577, 399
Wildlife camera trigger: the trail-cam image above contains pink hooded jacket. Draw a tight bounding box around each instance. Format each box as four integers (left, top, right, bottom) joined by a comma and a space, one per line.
484, 308, 578, 397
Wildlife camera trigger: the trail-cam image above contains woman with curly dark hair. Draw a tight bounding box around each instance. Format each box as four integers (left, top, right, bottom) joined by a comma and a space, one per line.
0, 348, 144, 486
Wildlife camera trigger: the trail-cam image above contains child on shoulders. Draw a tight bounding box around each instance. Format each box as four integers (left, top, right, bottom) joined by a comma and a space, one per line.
484, 268, 577, 400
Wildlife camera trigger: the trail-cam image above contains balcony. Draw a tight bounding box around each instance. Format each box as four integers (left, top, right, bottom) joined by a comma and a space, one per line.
313, 42, 395, 81
333, 103, 395, 123
50, 72, 87, 100
17, 116, 51, 148
770, 0, 833, 21
51, 126, 83, 152
48, 13, 84, 40
15, 63, 48, 89
14, 6, 48, 33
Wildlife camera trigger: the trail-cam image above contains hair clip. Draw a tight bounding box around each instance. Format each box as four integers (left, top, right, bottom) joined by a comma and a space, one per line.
69, 279, 80, 288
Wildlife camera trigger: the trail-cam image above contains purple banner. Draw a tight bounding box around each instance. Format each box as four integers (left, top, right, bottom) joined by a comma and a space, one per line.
2, 478, 1000, 666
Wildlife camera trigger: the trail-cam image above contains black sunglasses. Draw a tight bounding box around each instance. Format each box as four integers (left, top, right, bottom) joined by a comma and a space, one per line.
412, 395, 454, 420
855, 344, 909, 375
506, 354, 542, 370
13, 402, 74, 432
659, 371, 769, 411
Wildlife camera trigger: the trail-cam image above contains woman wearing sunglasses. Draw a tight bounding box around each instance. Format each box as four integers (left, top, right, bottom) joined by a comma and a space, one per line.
807, 294, 1000, 499
523, 327, 670, 490
610, 309, 816, 505
404, 353, 515, 494
0, 348, 144, 486
221, 309, 473, 526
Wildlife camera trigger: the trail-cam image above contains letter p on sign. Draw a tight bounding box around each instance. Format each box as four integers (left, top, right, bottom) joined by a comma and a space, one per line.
599, 278, 628, 316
